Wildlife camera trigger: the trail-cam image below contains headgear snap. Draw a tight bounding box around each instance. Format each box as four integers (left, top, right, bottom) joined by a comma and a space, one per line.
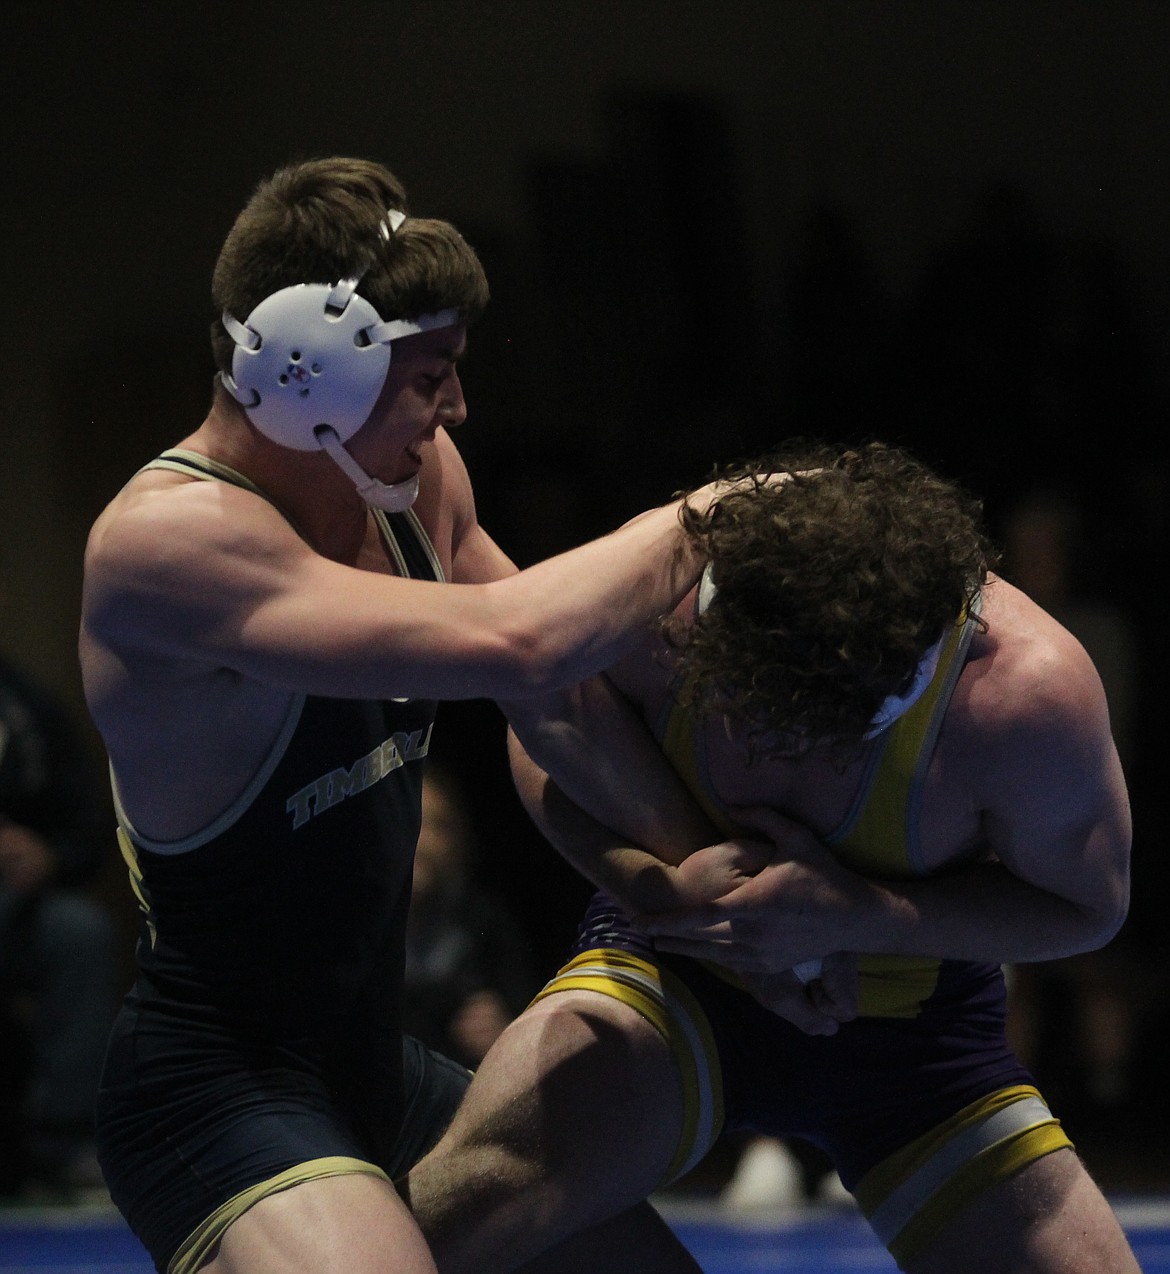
219, 210, 459, 511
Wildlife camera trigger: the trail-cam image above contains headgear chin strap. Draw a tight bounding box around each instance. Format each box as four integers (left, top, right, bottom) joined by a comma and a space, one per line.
314, 426, 420, 513
219, 213, 459, 510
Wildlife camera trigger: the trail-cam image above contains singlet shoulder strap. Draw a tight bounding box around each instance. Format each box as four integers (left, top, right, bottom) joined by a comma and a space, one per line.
140, 448, 315, 544
144, 450, 444, 583
830, 592, 983, 877
141, 448, 268, 497
370, 507, 445, 584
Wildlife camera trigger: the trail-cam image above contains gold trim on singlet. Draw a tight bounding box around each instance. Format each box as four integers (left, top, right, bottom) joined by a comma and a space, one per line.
168, 1156, 391, 1274
530, 950, 724, 1186
853, 1084, 1072, 1267
110, 695, 306, 857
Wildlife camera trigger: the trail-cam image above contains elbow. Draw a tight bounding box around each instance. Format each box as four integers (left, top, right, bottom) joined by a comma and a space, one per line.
1077, 878, 1130, 954
490, 622, 581, 700
476, 569, 625, 699
1099, 889, 1131, 948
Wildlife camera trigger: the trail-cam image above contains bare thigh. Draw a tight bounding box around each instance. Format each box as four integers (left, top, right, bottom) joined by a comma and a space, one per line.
409, 990, 685, 1274
907, 1148, 1140, 1274
202, 1173, 437, 1274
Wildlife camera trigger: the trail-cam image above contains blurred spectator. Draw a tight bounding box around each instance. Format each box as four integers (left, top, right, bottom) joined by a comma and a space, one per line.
998, 487, 1150, 1125
0, 632, 118, 1200
404, 764, 542, 1071
720, 1132, 851, 1212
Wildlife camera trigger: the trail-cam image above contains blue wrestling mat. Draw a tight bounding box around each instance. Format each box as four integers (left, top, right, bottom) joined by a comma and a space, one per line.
658, 1196, 1170, 1272
1, 1197, 1168, 1272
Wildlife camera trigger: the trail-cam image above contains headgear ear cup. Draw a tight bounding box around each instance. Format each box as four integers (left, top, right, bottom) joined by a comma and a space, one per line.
222, 279, 391, 449
218, 221, 461, 512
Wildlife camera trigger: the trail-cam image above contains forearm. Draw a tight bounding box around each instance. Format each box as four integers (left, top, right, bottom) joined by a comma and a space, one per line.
503, 676, 713, 867
505, 725, 702, 914
850, 859, 1127, 964
490, 498, 706, 693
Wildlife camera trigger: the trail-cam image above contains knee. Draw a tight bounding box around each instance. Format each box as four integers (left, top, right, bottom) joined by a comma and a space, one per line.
503, 991, 673, 1084
451, 991, 683, 1169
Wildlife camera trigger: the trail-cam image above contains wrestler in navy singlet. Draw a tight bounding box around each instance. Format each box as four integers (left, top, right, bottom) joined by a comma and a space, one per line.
96, 452, 468, 1273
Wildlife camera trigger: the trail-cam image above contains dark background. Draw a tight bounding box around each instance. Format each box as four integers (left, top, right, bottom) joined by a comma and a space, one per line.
2, 0, 1167, 1176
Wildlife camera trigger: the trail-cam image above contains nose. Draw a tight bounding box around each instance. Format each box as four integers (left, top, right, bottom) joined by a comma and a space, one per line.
438, 369, 467, 428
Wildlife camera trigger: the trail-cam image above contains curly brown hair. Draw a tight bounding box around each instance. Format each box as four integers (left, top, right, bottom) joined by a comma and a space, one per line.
669, 440, 995, 755
210, 157, 490, 374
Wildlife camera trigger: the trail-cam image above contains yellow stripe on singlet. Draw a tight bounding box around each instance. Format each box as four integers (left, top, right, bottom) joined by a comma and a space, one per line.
531, 950, 724, 1184
115, 826, 157, 950
831, 613, 970, 877
657, 607, 979, 1018
852, 1083, 1072, 1267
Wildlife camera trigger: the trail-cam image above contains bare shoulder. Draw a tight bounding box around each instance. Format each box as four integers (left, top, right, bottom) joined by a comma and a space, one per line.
972, 577, 1108, 707
83, 468, 308, 653
79, 466, 307, 749
955, 576, 1117, 780
81, 469, 307, 840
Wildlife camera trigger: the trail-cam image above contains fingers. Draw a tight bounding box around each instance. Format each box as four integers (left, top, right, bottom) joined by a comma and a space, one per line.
743, 972, 842, 1036
722, 836, 774, 874
808, 952, 860, 1022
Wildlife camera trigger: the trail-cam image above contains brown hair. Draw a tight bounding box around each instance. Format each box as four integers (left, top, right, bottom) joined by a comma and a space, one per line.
669, 440, 995, 756
210, 156, 489, 373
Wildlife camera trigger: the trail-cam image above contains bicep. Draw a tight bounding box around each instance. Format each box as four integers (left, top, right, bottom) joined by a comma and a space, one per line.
451, 520, 518, 585
85, 490, 514, 702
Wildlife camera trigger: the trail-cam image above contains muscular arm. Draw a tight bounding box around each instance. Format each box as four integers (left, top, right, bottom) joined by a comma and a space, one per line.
506, 728, 857, 1034
641, 641, 1133, 971
505, 711, 706, 912
82, 466, 715, 715
447, 489, 716, 884
859, 652, 1131, 963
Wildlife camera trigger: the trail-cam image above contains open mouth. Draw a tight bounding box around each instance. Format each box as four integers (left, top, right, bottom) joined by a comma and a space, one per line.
405, 430, 437, 465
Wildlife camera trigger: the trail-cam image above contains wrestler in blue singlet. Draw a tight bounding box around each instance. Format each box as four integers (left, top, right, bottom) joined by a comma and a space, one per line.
96, 452, 470, 1274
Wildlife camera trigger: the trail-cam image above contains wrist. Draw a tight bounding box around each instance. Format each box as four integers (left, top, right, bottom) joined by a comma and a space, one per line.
601, 851, 679, 914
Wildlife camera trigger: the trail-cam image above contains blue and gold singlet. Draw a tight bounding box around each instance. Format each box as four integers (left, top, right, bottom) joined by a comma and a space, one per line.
96, 451, 468, 1274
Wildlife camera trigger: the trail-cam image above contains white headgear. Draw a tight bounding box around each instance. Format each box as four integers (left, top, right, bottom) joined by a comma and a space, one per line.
220, 210, 459, 512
